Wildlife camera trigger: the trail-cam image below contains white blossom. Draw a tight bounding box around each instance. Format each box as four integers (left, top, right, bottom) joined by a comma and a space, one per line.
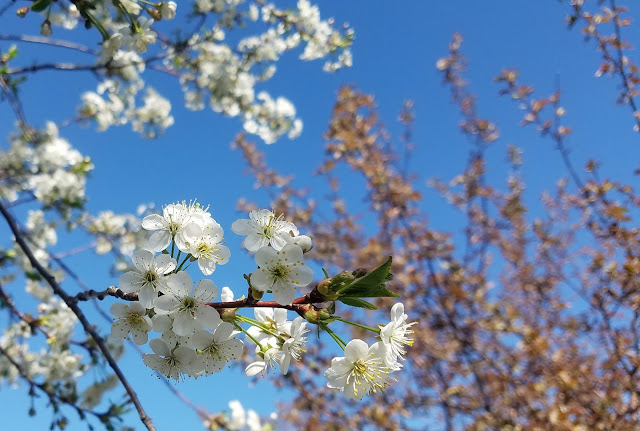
231, 209, 298, 252
154, 272, 221, 336
110, 302, 152, 345
324, 339, 392, 400
250, 244, 313, 305
186, 219, 230, 275
191, 323, 243, 375
379, 302, 416, 369
142, 338, 197, 381
118, 249, 177, 308
141, 203, 204, 252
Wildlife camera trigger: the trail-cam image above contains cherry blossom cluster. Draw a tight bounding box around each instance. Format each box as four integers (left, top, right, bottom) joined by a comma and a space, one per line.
0, 122, 92, 210
108, 201, 415, 401
23, 0, 356, 143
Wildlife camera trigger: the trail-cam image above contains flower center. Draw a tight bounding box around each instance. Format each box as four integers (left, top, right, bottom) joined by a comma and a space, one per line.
179, 296, 198, 315
144, 270, 158, 285
127, 312, 147, 328
348, 357, 391, 398
270, 263, 289, 279
196, 242, 213, 259
167, 220, 181, 236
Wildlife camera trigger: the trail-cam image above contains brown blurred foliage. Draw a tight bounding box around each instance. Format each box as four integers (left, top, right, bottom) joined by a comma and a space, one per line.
234, 2, 640, 430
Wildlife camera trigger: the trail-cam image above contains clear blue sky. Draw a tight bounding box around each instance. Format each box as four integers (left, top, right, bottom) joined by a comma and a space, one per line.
1, 1, 639, 429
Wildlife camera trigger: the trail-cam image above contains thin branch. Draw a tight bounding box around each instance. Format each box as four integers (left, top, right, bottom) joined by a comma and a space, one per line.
609, 0, 640, 130
70, 286, 139, 303
0, 34, 99, 55
0, 201, 156, 431
0, 345, 110, 422
0, 0, 16, 18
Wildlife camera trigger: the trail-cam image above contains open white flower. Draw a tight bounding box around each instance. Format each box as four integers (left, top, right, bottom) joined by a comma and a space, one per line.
250, 244, 313, 305
141, 203, 204, 252
187, 219, 230, 275
379, 303, 415, 367
231, 209, 298, 252
110, 302, 152, 345
118, 250, 176, 308
281, 316, 309, 373
154, 272, 221, 336
191, 323, 243, 375
245, 346, 286, 377
324, 339, 392, 400
246, 308, 290, 346
142, 338, 196, 381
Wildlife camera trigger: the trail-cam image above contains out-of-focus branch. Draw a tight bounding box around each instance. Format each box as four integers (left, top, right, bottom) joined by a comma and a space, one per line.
0, 34, 99, 55
0, 345, 109, 422
0, 201, 157, 431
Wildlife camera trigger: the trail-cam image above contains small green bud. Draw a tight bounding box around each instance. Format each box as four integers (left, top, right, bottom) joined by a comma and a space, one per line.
249, 286, 264, 300
219, 308, 236, 323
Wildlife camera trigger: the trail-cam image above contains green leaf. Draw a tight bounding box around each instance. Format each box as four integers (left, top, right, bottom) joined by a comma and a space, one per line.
339, 297, 378, 310
30, 0, 52, 12
338, 256, 399, 298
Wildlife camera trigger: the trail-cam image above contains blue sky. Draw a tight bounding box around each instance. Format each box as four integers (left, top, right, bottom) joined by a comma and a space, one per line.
1, 1, 639, 430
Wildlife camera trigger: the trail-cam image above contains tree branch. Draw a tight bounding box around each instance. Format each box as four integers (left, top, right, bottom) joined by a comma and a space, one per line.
0, 34, 99, 55
0, 201, 156, 431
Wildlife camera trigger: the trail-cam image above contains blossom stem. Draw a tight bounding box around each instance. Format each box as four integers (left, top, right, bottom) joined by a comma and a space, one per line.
236, 315, 284, 342
82, 9, 110, 41
320, 323, 347, 349
176, 253, 191, 272
236, 322, 264, 349
335, 317, 380, 334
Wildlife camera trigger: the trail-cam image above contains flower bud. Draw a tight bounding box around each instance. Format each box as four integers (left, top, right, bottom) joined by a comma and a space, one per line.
249, 286, 264, 300
291, 234, 313, 253
219, 308, 237, 323
300, 304, 319, 324
16, 7, 29, 17
148, 8, 161, 21
40, 20, 52, 37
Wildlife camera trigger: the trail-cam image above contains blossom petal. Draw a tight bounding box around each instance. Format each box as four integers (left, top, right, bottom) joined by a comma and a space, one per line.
165, 272, 192, 297
148, 231, 171, 252
390, 303, 406, 322
195, 305, 222, 330
245, 360, 266, 377
154, 294, 179, 313
272, 285, 296, 306
231, 219, 253, 235
132, 249, 154, 271
172, 313, 196, 336
344, 339, 368, 362
250, 268, 272, 291
110, 302, 129, 318
254, 246, 277, 267
119, 271, 141, 293
244, 234, 269, 253
213, 322, 235, 342
149, 338, 170, 356
194, 279, 218, 302
138, 285, 157, 308
141, 214, 166, 230
131, 330, 149, 345
155, 254, 177, 274
289, 264, 313, 287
